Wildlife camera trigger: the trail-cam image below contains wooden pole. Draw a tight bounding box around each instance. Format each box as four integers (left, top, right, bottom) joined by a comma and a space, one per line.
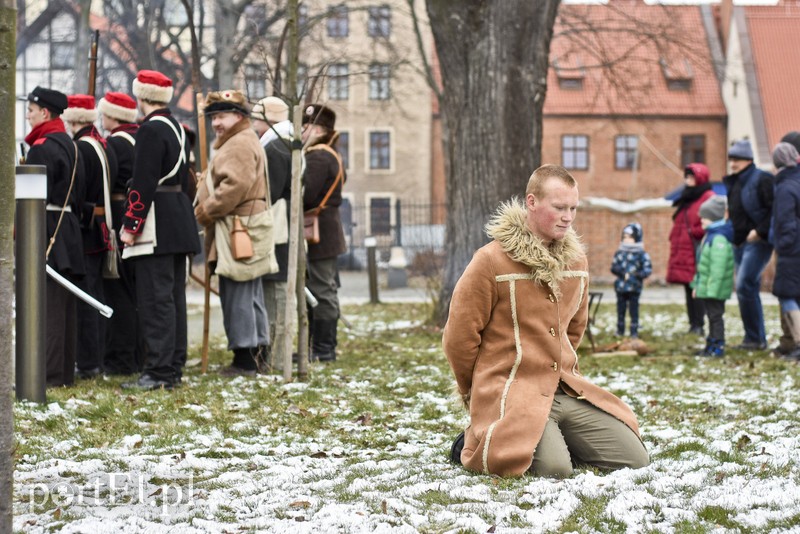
196, 92, 211, 374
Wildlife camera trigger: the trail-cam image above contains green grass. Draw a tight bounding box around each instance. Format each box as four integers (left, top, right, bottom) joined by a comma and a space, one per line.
12, 300, 800, 533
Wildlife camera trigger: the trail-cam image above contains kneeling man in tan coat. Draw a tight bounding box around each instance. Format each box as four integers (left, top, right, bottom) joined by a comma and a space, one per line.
443, 164, 649, 477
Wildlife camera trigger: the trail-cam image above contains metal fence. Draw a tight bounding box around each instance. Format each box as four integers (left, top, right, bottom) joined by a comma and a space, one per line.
338, 200, 447, 273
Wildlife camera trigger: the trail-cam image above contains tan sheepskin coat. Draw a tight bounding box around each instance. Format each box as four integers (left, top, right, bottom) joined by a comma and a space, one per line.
443, 200, 641, 477
194, 118, 267, 264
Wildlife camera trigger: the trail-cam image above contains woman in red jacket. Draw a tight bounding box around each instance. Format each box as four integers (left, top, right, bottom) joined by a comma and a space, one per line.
667, 163, 716, 336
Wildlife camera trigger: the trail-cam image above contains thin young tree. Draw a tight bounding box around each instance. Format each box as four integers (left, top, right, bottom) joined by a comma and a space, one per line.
1, 1, 17, 529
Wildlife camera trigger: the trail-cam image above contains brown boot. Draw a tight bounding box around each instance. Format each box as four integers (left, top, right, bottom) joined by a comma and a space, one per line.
781, 311, 800, 361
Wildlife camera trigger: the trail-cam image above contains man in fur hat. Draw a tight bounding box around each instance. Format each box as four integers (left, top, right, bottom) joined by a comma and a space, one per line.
120, 70, 201, 390
302, 103, 346, 362
24, 86, 86, 387
195, 90, 274, 376
63, 94, 119, 380
98, 91, 145, 375
444, 164, 649, 477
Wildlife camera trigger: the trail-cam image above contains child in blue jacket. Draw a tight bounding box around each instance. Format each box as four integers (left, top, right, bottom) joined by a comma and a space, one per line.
610, 223, 653, 338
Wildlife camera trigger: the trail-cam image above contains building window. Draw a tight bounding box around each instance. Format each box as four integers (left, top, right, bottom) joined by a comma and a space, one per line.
554, 56, 585, 91
369, 196, 392, 235
681, 135, 706, 166
327, 63, 349, 100
244, 63, 266, 100
615, 135, 638, 170
337, 131, 350, 170
368, 63, 390, 100
561, 135, 589, 170
327, 5, 348, 37
369, 131, 391, 170
368, 5, 391, 37
660, 57, 693, 91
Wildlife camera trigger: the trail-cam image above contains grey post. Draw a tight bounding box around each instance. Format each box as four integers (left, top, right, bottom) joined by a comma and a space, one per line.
365, 236, 379, 304
15, 165, 47, 403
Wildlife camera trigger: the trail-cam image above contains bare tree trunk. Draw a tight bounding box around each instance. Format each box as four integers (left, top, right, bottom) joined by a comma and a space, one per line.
0, 1, 17, 530
426, 0, 560, 324
73, 0, 91, 93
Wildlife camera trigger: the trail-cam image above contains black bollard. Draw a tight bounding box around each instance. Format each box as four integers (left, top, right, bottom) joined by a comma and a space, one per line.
15, 165, 47, 403
365, 236, 379, 304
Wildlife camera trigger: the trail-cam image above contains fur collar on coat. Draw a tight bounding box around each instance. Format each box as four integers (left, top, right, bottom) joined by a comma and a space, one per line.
485, 199, 584, 298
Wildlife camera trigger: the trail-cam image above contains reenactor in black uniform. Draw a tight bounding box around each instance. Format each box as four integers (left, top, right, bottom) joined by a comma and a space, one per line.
119, 70, 201, 390
98, 91, 144, 375
23, 87, 86, 387
63, 94, 119, 380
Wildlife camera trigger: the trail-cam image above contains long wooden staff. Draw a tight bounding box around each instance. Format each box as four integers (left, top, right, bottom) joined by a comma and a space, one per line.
196, 92, 211, 373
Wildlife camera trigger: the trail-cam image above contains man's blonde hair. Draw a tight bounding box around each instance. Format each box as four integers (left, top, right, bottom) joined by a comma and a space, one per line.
525, 164, 577, 197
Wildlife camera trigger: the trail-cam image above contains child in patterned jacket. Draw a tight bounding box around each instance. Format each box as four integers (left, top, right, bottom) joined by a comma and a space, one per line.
610, 222, 653, 338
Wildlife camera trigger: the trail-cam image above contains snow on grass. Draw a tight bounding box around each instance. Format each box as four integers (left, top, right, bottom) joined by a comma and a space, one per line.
13, 302, 800, 532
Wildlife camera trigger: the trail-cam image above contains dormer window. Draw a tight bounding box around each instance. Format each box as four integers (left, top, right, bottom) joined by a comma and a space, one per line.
554, 55, 585, 90
660, 56, 693, 91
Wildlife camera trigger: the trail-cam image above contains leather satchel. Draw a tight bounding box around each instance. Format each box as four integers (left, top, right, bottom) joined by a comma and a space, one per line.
230, 215, 254, 260
304, 212, 320, 244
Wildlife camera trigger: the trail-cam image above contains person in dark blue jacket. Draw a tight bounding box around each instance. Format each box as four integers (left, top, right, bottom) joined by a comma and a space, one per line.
610, 222, 653, 338
770, 142, 800, 360
723, 139, 774, 350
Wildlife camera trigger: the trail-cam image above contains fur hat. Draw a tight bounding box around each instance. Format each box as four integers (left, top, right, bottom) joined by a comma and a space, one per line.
252, 96, 289, 123
27, 86, 68, 115
62, 94, 98, 123
622, 222, 643, 243
98, 92, 137, 123
699, 196, 727, 222
204, 90, 249, 116
132, 70, 174, 103
728, 139, 754, 160
302, 103, 336, 130
772, 142, 799, 170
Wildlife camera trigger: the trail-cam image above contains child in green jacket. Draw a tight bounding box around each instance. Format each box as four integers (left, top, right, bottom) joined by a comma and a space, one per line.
692, 196, 735, 357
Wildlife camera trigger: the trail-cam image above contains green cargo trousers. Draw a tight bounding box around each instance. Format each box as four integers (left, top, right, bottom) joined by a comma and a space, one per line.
529, 387, 650, 478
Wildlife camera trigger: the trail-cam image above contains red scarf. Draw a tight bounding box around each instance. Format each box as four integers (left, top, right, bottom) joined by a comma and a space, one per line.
24, 118, 66, 146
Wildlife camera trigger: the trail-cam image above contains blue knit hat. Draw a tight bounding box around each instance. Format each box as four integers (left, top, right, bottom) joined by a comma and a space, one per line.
728, 139, 754, 160
622, 222, 643, 243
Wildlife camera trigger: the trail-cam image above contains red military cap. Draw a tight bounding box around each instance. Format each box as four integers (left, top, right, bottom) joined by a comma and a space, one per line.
62, 94, 98, 124
98, 92, 138, 123
132, 69, 174, 104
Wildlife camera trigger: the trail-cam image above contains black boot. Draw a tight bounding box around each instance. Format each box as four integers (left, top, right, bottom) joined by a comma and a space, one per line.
311, 319, 338, 362
220, 348, 257, 376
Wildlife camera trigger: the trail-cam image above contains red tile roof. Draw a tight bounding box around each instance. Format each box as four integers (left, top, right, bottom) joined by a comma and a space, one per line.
544, 2, 726, 118
744, 5, 800, 148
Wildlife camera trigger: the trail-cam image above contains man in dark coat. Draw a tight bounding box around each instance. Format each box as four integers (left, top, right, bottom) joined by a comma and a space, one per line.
770, 142, 800, 360
99, 91, 144, 375
722, 139, 774, 350
23, 86, 86, 387
63, 94, 119, 380
120, 70, 201, 390
302, 104, 346, 362
252, 96, 294, 371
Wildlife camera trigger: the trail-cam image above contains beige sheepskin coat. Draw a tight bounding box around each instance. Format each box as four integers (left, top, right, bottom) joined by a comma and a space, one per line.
443, 201, 641, 477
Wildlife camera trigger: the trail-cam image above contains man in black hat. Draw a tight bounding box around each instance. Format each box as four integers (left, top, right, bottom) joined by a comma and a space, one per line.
23, 86, 87, 387
302, 104, 346, 362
